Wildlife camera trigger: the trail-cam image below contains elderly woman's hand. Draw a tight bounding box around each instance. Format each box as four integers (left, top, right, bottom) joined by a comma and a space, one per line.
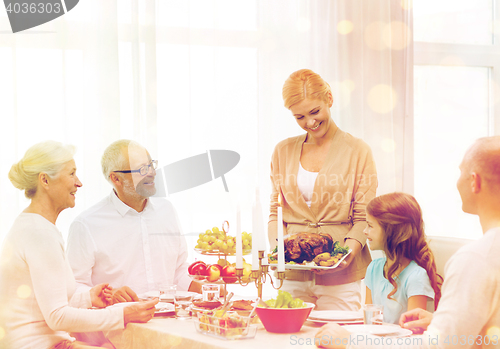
124, 299, 158, 325
90, 283, 114, 308
315, 323, 351, 349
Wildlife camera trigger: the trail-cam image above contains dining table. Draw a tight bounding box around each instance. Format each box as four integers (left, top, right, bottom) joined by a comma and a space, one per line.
106, 314, 329, 349
104, 294, 413, 349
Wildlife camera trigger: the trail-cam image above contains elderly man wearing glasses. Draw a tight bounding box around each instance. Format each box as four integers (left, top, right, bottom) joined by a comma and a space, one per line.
67, 139, 200, 304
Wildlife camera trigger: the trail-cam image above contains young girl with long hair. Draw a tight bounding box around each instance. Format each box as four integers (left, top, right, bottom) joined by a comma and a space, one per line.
364, 192, 442, 324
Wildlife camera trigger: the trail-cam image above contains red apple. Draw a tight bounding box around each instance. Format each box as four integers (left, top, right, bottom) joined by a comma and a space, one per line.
188, 261, 206, 275
221, 265, 236, 277
221, 265, 237, 283
190, 262, 207, 276
205, 265, 221, 282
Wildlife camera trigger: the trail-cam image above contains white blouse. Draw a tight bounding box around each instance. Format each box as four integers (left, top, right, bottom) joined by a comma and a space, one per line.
297, 162, 319, 207
0, 213, 123, 349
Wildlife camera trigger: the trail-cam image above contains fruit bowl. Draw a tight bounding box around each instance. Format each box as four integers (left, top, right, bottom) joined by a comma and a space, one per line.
255, 302, 315, 333
188, 274, 224, 284
194, 248, 252, 256
194, 311, 257, 340
188, 274, 241, 284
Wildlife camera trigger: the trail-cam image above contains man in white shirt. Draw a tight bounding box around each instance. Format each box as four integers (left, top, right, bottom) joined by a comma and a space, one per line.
314, 136, 500, 349
67, 139, 200, 302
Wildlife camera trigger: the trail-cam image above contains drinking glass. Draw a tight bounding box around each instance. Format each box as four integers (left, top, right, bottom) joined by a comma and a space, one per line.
174, 293, 193, 319
202, 284, 220, 302
363, 304, 383, 325
159, 284, 177, 303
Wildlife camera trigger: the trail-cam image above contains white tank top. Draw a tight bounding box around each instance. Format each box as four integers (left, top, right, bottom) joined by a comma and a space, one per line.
297, 162, 319, 207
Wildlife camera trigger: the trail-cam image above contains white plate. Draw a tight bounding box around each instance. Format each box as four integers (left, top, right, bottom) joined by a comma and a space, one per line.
343, 324, 412, 337
309, 310, 363, 321
139, 291, 198, 302
106, 301, 175, 314
107, 301, 138, 309
309, 318, 364, 325
280, 250, 352, 270
155, 302, 175, 314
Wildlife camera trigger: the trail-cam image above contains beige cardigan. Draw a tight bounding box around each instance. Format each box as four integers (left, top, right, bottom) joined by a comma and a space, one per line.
268, 129, 377, 286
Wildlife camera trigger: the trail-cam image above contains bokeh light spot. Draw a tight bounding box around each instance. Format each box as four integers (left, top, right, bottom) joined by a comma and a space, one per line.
367, 84, 397, 114
381, 138, 396, 153
330, 80, 352, 111
337, 20, 353, 35
383, 21, 411, 50
342, 79, 355, 93
487, 326, 500, 338
0, 242, 12, 266
0, 327, 4, 340
364, 21, 387, 51
400, 0, 413, 10
17, 285, 31, 299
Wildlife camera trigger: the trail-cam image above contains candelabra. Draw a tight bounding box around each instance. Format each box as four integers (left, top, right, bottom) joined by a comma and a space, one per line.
234, 250, 285, 299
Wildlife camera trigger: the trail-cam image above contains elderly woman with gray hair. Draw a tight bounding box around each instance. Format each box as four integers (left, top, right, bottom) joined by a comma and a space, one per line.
0, 141, 158, 349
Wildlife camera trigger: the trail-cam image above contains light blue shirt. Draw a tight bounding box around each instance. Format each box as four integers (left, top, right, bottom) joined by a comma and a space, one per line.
365, 258, 435, 324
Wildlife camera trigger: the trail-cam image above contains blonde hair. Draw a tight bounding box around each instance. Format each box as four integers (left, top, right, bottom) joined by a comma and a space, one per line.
282, 69, 332, 109
8, 141, 76, 199
366, 192, 442, 310
101, 139, 143, 183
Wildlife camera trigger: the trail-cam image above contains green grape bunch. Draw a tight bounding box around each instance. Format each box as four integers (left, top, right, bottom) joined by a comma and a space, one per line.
195, 226, 252, 254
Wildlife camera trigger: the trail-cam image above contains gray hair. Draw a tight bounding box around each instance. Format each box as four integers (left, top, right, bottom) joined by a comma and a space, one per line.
8, 140, 76, 199
101, 139, 144, 184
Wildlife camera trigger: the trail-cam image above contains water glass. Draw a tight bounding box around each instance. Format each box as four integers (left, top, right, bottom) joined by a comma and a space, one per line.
363, 304, 383, 325
202, 284, 220, 302
174, 293, 193, 319
159, 284, 177, 302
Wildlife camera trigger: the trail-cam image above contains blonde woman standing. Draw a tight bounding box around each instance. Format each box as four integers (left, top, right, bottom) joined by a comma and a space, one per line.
268, 69, 377, 311
0, 141, 157, 349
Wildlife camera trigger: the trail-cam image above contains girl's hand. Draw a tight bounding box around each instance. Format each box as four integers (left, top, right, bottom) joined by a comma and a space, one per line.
90, 283, 113, 308
315, 323, 350, 348
313, 238, 361, 275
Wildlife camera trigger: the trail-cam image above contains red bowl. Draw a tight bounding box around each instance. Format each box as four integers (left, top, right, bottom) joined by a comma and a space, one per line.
255, 302, 315, 333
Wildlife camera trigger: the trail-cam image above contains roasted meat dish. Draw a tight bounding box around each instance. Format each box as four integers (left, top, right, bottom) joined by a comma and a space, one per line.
284, 232, 334, 263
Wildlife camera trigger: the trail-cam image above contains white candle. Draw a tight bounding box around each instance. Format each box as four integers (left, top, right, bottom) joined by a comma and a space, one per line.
256, 189, 269, 265
252, 202, 259, 270
277, 190, 285, 272
236, 204, 243, 269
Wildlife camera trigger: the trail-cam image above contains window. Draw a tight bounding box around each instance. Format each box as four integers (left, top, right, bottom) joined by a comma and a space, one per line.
413, 0, 500, 238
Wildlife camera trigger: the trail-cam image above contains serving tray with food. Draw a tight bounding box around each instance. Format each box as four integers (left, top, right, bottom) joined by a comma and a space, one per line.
268, 232, 351, 270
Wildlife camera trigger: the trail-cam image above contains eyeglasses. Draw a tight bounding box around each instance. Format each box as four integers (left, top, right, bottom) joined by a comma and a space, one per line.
114, 160, 158, 176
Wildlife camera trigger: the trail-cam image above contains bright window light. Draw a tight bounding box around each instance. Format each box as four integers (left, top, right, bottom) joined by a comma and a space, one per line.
413, 0, 494, 45
414, 65, 490, 239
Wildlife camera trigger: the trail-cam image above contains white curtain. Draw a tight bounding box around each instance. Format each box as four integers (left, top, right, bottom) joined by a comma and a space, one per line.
0, 1, 412, 254
311, 0, 413, 196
